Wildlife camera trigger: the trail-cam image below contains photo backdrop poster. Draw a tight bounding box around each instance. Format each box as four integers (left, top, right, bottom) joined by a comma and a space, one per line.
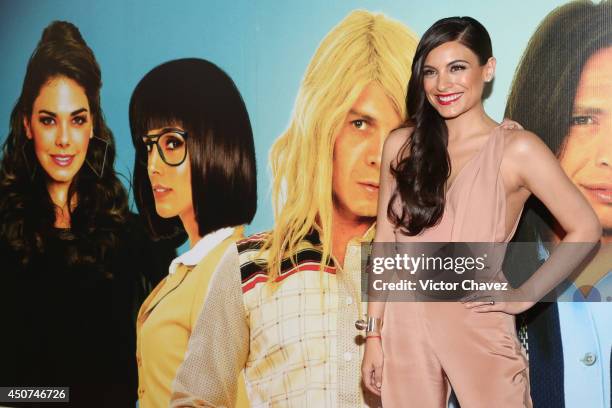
0, 0, 571, 234
0, 1, 609, 407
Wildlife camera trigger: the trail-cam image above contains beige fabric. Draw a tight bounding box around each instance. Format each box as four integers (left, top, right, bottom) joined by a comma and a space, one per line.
171, 227, 380, 407
137, 229, 249, 408
381, 127, 531, 408
171, 244, 249, 408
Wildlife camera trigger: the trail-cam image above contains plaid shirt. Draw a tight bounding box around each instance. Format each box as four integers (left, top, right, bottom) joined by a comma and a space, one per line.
171, 227, 379, 408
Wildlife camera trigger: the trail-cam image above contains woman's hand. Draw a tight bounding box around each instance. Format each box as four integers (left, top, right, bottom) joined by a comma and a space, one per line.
362, 336, 384, 396
462, 288, 535, 314
463, 299, 535, 314
500, 118, 524, 130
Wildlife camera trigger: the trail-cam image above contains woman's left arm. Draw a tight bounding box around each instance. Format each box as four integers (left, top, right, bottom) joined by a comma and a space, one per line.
466, 130, 601, 314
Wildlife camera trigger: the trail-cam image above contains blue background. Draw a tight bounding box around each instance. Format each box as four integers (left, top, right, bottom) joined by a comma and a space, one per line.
0, 0, 569, 237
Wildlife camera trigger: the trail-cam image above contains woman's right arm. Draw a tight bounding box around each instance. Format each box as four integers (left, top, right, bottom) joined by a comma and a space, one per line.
170, 243, 250, 408
362, 128, 409, 396
367, 128, 408, 320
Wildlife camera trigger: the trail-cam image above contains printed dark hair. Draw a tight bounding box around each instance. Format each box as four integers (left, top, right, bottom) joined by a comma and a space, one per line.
129, 58, 257, 240
506, 0, 612, 244
389, 16, 492, 235
0, 20, 129, 267
503, 1, 612, 365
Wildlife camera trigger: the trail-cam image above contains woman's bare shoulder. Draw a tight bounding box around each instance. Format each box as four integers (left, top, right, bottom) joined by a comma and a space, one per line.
501, 128, 552, 162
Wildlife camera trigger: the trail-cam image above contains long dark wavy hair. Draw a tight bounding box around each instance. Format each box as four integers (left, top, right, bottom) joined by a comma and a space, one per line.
389, 17, 492, 235
0, 21, 129, 267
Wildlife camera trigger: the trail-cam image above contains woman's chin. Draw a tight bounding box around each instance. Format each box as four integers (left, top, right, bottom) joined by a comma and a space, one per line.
154, 206, 179, 219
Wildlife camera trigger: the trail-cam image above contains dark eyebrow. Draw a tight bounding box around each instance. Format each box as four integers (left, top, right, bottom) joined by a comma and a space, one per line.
144, 127, 185, 138
348, 109, 376, 123
573, 105, 606, 115
71, 108, 88, 116
37, 108, 88, 116
423, 59, 471, 70
159, 127, 184, 133
447, 59, 470, 66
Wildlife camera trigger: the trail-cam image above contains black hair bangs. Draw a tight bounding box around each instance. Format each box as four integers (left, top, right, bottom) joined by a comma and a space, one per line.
129, 58, 257, 241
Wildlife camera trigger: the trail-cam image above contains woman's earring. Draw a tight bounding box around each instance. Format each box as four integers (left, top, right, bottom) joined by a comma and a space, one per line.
21, 140, 36, 180
85, 135, 109, 178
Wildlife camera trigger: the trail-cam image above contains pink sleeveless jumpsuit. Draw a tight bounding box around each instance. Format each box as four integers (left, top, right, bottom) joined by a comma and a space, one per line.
381, 127, 532, 407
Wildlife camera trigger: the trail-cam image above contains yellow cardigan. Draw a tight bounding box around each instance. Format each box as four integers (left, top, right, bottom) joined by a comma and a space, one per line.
136, 228, 249, 408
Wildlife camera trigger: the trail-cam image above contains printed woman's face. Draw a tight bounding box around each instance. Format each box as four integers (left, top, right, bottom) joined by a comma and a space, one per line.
144, 125, 194, 222
561, 46, 612, 233
24, 76, 92, 187
422, 40, 494, 119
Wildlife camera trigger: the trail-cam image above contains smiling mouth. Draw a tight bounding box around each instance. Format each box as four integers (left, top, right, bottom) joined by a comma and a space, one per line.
436, 93, 463, 105
152, 185, 172, 198
50, 154, 75, 167
582, 184, 612, 204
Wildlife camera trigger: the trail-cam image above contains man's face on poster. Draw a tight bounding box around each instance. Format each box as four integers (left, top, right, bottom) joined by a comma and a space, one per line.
561, 46, 612, 233
331, 82, 402, 219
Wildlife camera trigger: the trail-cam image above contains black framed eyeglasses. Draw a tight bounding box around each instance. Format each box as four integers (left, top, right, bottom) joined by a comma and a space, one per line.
141, 128, 189, 167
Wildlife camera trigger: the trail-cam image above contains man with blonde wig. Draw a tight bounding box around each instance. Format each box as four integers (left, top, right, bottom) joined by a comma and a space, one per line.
171, 10, 417, 408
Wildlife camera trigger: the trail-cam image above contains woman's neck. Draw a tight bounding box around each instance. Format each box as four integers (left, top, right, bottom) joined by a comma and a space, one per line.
47, 180, 74, 228
180, 209, 202, 249
445, 103, 497, 140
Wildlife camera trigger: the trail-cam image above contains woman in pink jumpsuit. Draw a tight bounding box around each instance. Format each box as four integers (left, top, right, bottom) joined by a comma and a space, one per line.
361, 16, 601, 408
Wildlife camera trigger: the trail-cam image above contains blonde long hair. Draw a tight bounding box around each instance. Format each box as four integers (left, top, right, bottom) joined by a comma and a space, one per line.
262, 10, 418, 278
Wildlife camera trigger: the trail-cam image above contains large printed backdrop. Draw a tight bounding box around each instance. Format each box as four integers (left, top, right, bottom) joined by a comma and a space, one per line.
0, 0, 580, 234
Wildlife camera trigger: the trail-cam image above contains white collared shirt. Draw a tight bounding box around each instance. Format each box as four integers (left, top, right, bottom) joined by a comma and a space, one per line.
168, 227, 235, 275
538, 241, 612, 408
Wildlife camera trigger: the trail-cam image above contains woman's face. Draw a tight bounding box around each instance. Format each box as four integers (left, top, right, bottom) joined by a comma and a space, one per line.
143, 125, 194, 222
422, 40, 494, 119
560, 46, 612, 233
24, 76, 92, 186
